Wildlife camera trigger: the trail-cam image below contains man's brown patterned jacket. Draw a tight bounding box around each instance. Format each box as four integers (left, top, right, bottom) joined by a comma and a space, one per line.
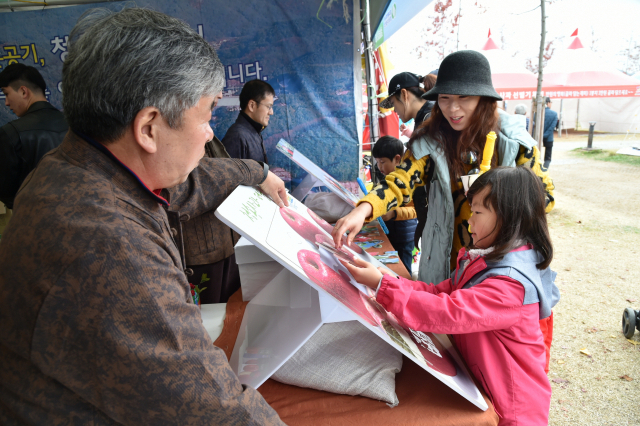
0, 132, 284, 425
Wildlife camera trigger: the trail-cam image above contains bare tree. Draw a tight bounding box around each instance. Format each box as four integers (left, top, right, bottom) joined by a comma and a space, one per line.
414, 0, 458, 62
525, 38, 557, 74
590, 27, 600, 53
533, 0, 546, 148
619, 36, 640, 75
414, 0, 485, 65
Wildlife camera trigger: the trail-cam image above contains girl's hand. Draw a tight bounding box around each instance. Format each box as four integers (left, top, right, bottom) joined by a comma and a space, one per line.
339, 257, 383, 289
332, 203, 372, 248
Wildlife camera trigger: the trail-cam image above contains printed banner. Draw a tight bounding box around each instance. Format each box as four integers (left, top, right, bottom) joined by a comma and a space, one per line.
499, 85, 640, 100
0, 0, 359, 182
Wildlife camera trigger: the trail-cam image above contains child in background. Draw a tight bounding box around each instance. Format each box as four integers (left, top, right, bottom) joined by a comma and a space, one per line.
342, 167, 559, 425
372, 136, 418, 273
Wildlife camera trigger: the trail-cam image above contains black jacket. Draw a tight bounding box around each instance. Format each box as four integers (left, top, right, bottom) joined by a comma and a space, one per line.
221, 112, 268, 163
415, 101, 435, 125
0, 101, 68, 208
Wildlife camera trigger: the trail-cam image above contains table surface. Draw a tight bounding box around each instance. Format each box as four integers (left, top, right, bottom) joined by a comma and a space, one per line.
358, 220, 411, 279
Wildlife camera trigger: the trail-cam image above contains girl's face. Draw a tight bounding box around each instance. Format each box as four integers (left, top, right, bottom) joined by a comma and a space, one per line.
437, 94, 480, 131
468, 187, 498, 249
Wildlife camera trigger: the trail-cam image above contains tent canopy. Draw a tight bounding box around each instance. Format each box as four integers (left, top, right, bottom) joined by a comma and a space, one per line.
477, 30, 538, 99
542, 30, 640, 98
372, 0, 433, 49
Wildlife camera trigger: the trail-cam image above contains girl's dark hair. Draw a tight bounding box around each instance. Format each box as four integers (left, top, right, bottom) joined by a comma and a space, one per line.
466, 167, 553, 269
409, 97, 500, 182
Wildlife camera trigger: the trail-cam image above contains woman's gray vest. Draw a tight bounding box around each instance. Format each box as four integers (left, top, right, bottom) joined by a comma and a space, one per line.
411, 110, 536, 284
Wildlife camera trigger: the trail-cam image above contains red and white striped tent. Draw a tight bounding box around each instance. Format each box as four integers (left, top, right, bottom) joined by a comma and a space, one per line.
542, 29, 640, 99
477, 29, 539, 102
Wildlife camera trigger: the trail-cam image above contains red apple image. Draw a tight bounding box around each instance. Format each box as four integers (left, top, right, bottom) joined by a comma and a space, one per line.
386, 311, 456, 377
406, 330, 456, 376
307, 208, 364, 254
280, 207, 324, 243
307, 208, 334, 234
297, 249, 376, 326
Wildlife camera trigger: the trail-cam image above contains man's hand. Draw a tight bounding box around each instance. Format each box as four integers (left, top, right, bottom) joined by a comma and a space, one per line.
258, 171, 289, 208
331, 202, 372, 249
339, 257, 383, 289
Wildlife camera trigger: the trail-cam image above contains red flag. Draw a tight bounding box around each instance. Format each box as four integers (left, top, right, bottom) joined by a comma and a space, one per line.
362, 49, 399, 151
488, 28, 491, 37
570, 28, 578, 37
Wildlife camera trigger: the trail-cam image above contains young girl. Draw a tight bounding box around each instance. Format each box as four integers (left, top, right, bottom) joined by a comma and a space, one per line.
342, 166, 560, 426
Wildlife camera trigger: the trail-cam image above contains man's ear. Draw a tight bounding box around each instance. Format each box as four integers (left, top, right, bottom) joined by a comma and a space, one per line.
19, 86, 30, 99
132, 106, 162, 154
246, 99, 257, 113
394, 154, 402, 164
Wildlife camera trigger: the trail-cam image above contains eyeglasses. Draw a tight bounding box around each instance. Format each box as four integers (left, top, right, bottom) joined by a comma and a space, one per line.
259, 102, 274, 112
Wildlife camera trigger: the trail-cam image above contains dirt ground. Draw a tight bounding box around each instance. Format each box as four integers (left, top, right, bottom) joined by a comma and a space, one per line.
544, 134, 640, 425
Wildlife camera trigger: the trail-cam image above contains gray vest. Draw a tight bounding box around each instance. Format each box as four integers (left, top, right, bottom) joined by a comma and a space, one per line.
411, 110, 536, 285
456, 249, 559, 319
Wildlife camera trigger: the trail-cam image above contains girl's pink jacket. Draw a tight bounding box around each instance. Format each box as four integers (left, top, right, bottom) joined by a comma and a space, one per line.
376, 247, 553, 425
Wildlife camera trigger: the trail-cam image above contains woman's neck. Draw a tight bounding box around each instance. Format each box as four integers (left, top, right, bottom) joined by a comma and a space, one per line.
408, 98, 427, 121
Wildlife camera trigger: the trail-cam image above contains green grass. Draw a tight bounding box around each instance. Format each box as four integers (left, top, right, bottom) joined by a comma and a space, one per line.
571, 148, 640, 167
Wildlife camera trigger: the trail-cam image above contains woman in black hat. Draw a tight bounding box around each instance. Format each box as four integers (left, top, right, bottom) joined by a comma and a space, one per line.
334, 50, 555, 285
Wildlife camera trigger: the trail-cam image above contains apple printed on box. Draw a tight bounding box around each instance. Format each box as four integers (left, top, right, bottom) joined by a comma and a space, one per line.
276, 139, 360, 207
215, 185, 488, 411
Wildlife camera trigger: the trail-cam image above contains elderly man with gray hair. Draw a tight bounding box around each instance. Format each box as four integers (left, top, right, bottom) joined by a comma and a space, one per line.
514, 103, 529, 131
0, 8, 287, 426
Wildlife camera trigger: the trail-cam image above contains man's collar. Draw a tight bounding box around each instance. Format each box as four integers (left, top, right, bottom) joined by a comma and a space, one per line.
240, 111, 265, 133
74, 131, 170, 206
24, 101, 55, 115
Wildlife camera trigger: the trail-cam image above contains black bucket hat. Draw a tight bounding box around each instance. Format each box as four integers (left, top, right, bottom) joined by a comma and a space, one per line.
379, 72, 422, 109
422, 50, 502, 101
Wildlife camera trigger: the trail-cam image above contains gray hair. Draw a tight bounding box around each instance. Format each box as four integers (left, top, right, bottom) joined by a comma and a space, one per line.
62, 8, 225, 143
514, 104, 527, 115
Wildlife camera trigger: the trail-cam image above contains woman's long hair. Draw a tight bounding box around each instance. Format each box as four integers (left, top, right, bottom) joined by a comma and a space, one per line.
466, 167, 553, 269
409, 97, 500, 182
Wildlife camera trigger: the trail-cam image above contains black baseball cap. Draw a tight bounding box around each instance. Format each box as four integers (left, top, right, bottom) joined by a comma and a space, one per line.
380, 72, 422, 109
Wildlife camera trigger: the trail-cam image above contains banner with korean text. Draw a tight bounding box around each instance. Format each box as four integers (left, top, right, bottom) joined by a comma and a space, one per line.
0, 0, 360, 184
499, 86, 640, 101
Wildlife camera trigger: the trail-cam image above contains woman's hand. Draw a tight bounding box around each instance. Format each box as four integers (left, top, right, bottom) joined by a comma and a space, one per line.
331, 202, 373, 248
339, 257, 383, 289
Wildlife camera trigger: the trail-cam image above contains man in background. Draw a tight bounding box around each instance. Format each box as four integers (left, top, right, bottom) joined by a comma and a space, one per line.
0, 64, 68, 209
542, 97, 558, 169
222, 79, 275, 163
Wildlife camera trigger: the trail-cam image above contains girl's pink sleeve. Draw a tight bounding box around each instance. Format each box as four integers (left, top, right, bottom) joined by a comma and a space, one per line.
382, 274, 453, 295
376, 275, 526, 334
